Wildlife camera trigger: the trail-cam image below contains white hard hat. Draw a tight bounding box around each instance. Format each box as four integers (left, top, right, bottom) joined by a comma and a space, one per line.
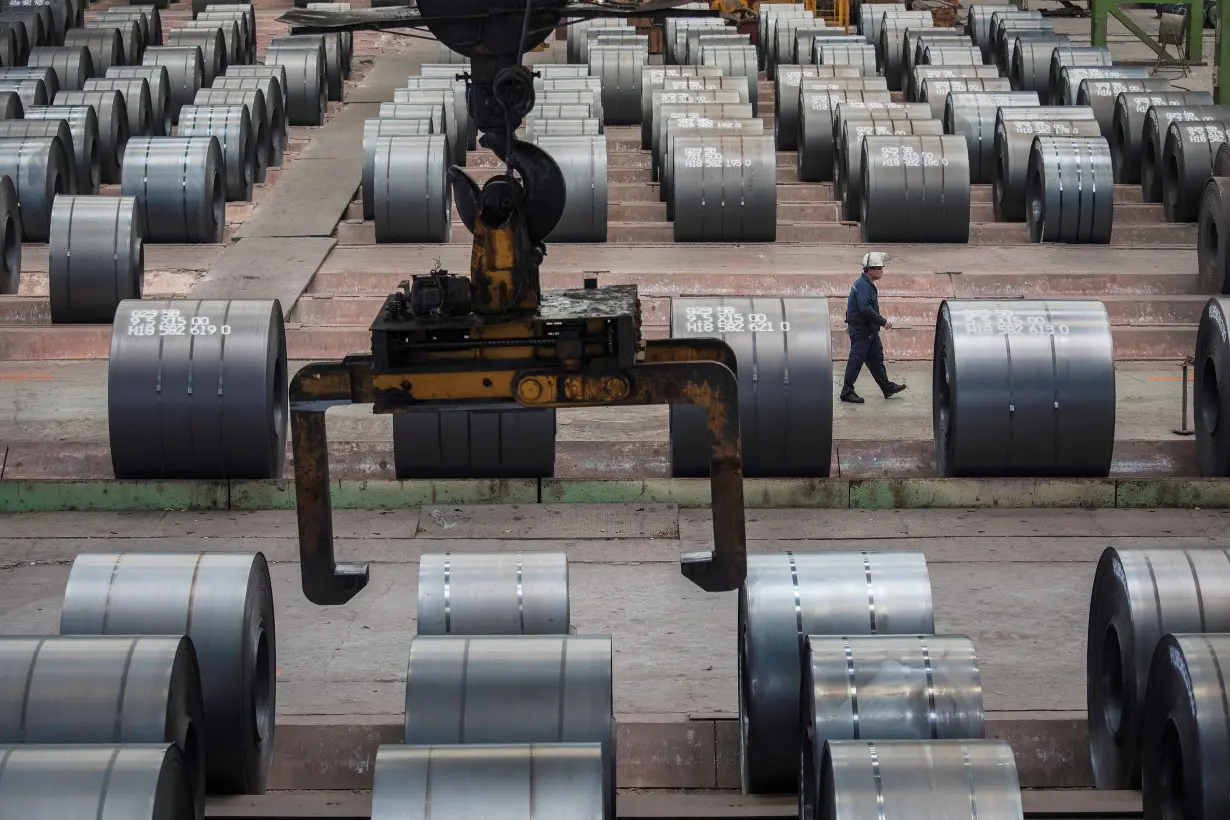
862, 251, 889, 268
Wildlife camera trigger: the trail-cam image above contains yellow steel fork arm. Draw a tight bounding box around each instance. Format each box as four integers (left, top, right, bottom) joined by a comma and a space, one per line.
289, 350, 747, 604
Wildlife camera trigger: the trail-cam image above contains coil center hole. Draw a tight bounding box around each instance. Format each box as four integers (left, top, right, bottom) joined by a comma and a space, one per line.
1100, 623, 1126, 737
1158, 717, 1186, 820
1202, 355, 1220, 435
252, 626, 273, 746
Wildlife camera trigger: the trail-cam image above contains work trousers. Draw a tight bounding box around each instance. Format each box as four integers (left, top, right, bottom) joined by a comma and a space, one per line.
843, 325, 891, 395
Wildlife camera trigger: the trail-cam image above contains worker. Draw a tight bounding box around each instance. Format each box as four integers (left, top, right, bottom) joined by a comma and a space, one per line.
841, 252, 908, 404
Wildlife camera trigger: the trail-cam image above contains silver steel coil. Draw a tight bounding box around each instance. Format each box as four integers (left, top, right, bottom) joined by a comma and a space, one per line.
815, 42, 876, 77
993, 107, 1100, 221
417, 552, 570, 635
53, 89, 128, 184
362, 116, 430, 220
872, 9, 929, 70
994, 24, 1054, 73
739, 551, 934, 794
1009, 34, 1068, 95
0, 745, 194, 820
390, 90, 458, 163
671, 135, 776, 242
403, 635, 614, 818
371, 744, 603, 820
535, 64, 592, 81
686, 30, 744, 65
0, 174, 18, 295
644, 84, 731, 151
185, 18, 239, 70
0, 65, 58, 100
28, 46, 88, 91
192, 90, 267, 180
646, 76, 747, 151
0, 8, 47, 51
792, 27, 834, 65
98, 7, 160, 49
1142, 634, 1230, 818
143, 46, 203, 125
585, 27, 638, 66
422, 64, 476, 150
910, 63, 1001, 104
1162, 119, 1227, 222
798, 30, 864, 66
400, 77, 472, 163
530, 133, 606, 242
392, 408, 556, 478
773, 66, 863, 150
167, 28, 227, 86
108, 65, 172, 136
1200, 176, 1230, 293
1074, 77, 1171, 142
120, 136, 223, 242
1025, 135, 1113, 243
61, 551, 277, 794
797, 87, 890, 181
588, 44, 645, 125
1111, 92, 1213, 183
764, 12, 808, 76
653, 102, 752, 179
968, 4, 1015, 53
669, 297, 830, 475
0, 89, 17, 121
650, 91, 745, 174
878, 16, 932, 91
666, 17, 720, 66
756, 5, 802, 60
662, 117, 764, 216
11, 0, 65, 44
212, 77, 283, 168
377, 100, 443, 133
207, 5, 255, 56
62, 26, 123, 78
84, 76, 154, 139
179, 104, 254, 201
861, 134, 971, 242
639, 65, 720, 146
372, 134, 450, 243
1087, 547, 1230, 789
270, 34, 341, 102
701, 45, 757, 108
537, 80, 602, 127
830, 99, 930, 177
1140, 104, 1230, 201
821, 740, 1024, 819
1058, 65, 1150, 108
0, 77, 47, 108
225, 64, 288, 114
0, 135, 70, 241
920, 44, 982, 70
1197, 298, 1230, 473
799, 634, 985, 820
302, 5, 351, 75
86, 18, 142, 66
901, 27, 961, 81
25, 104, 98, 193
0, 635, 204, 815
48, 195, 142, 323
524, 116, 599, 140
933, 298, 1115, 476
919, 76, 1011, 118
197, 12, 250, 66
839, 116, 944, 219
0, 119, 74, 194
993, 15, 1049, 69
1048, 45, 1112, 102
434, 39, 467, 63
857, 4, 897, 43
265, 42, 324, 126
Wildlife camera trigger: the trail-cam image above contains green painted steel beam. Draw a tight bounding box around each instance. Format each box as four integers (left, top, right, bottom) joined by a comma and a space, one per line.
1091, 0, 1203, 62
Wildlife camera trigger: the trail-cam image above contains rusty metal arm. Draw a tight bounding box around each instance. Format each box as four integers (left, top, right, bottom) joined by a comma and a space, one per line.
644, 337, 739, 376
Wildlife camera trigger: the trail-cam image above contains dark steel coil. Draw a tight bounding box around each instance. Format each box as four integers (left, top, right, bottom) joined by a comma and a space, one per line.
644, 76, 747, 150
797, 87, 890, 181
1111, 93, 1214, 183
1058, 66, 1150, 108
0, 65, 58, 99
383, 96, 454, 163
0, 19, 27, 63
1162, 119, 1227, 222
0, 89, 17, 121
640, 65, 721, 146
932, 299, 1115, 476
861, 134, 971, 243
167, 28, 226, 86
1048, 45, 1112, 103
84, 77, 154, 139
670, 135, 776, 242
687, 30, 745, 65
86, 18, 142, 66
61, 551, 277, 794
108, 65, 172, 136
28, 46, 88, 91
588, 44, 646, 125
530, 134, 606, 242
821, 741, 1023, 819
48, 195, 142, 323
265, 43, 324, 126
270, 34, 341, 102
831, 100, 930, 191
1141, 634, 1230, 818
524, 116, 600, 139
53, 89, 128, 184
185, 19, 239, 70
0, 77, 47, 108
4, 0, 62, 44
900, 26, 960, 82
0, 635, 204, 816
815, 42, 876, 77
1216, 140, 1230, 176
1087, 547, 1230, 789
970, 4, 1021, 54
793, 28, 844, 65
372, 134, 450, 243
910, 63, 1000, 104
0, 745, 194, 820
197, 12, 250, 65
212, 78, 283, 169
143, 46, 204, 125
653, 102, 753, 180
400, 77, 475, 163
97, 7, 159, 49
701, 45, 758, 108
62, 26, 122, 77
669, 297, 830, 476
179, 104, 254, 201
417, 552, 569, 635
873, 10, 930, 73
1025, 134, 1114, 243
1196, 298, 1230, 474
839, 116, 944, 220
799, 635, 985, 820
403, 635, 614, 817
304, 4, 352, 75
0, 119, 74, 193
0, 174, 18, 294
1076, 77, 1172, 141
371, 744, 603, 820
739, 551, 934, 794
0, 135, 70, 241
362, 116, 430, 220
772, 65, 860, 149
667, 18, 721, 66
1009, 34, 1067, 95
993, 108, 1100, 221
647, 88, 739, 160
764, 12, 807, 76
651, 95, 747, 176
120, 136, 223, 242
661, 117, 764, 217
225, 64, 288, 114
984, 7, 1040, 59
392, 408, 555, 478
994, 17, 1051, 70
0, 8, 47, 51
919, 76, 1011, 119
919, 45, 982, 74
207, 5, 255, 59
1199, 177, 1230, 293
25, 104, 97, 193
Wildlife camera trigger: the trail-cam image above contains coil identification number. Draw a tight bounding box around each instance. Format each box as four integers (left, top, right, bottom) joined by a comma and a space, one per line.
127, 309, 232, 337
685, 306, 790, 333
961, 308, 1070, 336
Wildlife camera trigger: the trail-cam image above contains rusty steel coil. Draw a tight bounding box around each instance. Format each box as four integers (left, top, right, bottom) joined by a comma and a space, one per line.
797, 87, 891, 181
53, 89, 128, 184
48, 195, 142, 323
1199, 177, 1230, 293
671, 135, 776, 242
839, 116, 944, 220
0, 174, 17, 294
0, 135, 70, 241
1162, 119, 1228, 222
1025, 135, 1114, 243
861, 134, 971, 243
143, 46, 203, 125
919, 75, 1011, 118
417, 552, 569, 635
992, 106, 1100, 221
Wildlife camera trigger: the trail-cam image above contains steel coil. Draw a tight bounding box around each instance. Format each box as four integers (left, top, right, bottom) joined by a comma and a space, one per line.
225, 64, 288, 113
587, 44, 644, 125
1196, 298, 1230, 473
1162, 119, 1227, 222
1200, 177, 1230, 293
400, 78, 472, 163
530, 133, 606, 242
265, 43, 324, 126
671, 135, 775, 242
1111, 94, 1212, 183
185, 19, 239, 70
920, 44, 982, 69
372, 134, 449, 243
815, 42, 876, 77
0, 745, 194, 820
764, 12, 808, 76
901, 27, 961, 81
371, 744, 603, 820
1141, 634, 1230, 818
993, 107, 1100, 221
61, 551, 276, 794
645, 76, 746, 151
143, 47, 203, 125
212, 78, 283, 168
537, 81, 603, 128
910, 63, 1000, 104
646, 85, 732, 151
0, 635, 204, 815
403, 635, 614, 818
701, 45, 757, 108
83, 77, 154, 139
54, 89, 128, 184
669, 298, 829, 475
86, 18, 142, 66
919, 76, 1011, 119
773, 65, 859, 149
376, 100, 443, 131
933, 299, 1115, 476
8, 0, 64, 44
0, 119, 74, 194
166, 29, 225, 87
305, 4, 352, 74
839, 116, 944, 219
861, 134, 971, 243
0, 8, 47, 51
62, 27, 122, 78
1058, 66, 1150, 108
179, 104, 253, 201
0, 77, 47, 108
994, 19, 1051, 72
1076, 77, 1171, 141
383, 97, 455, 165
792, 27, 835, 65
831, 98, 929, 173
650, 91, 745, 174
856, 3, 895, 42
120, 136, 223, 242
800, 634, 984, 820
270, 34, 341, 102
108, 65, 172, 136
668, 18, 722, 65
662, 117, 764, 217
423, 64, 477, 150
1048, 45, 1112, 102
872, 9, 929, 69
0, 89, 17, 121
207, 5, 255, 55
584, 25, 636, 65
362, 117, 429, 220
434, 39, 467, 64
0, 20, 27, 63
686, 31, 744, 65
1009, 34, 1066, 94
878, 17, 932, 91
0, 136, 69, 241
1213, 138, 1230, 177
48, 195, 142, 323
524, 116, 599, 140
0, 65, 58, 100
640, 65, 720, 145
392, 408, 555, 478
25, 105, 98, 193
0, 174, 18, 295
1025, 134, 1113, 243
417, 552, 569, 635
797, 88, 890, 181
197, 12, 250, 65
653, 101, 752, 180
98, 7, 160, 49
1141, 105, 1230, 201
968, 4, 1016, 53
739, 551, 934, 793
27, 46, 87, 92
821, 741, 1023, 819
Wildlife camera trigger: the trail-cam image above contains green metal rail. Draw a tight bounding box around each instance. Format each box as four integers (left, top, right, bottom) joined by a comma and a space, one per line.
1090, 0, 1204, 63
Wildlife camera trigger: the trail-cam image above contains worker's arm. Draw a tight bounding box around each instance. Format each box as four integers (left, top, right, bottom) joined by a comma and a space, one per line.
855, 279, 887, 327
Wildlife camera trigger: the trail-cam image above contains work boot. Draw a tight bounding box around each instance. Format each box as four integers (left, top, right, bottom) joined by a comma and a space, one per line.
882, 383, 907, 398
840, 390, 865, 404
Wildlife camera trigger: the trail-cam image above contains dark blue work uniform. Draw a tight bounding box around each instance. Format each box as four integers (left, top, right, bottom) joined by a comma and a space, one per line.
842, 273, 892, 396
